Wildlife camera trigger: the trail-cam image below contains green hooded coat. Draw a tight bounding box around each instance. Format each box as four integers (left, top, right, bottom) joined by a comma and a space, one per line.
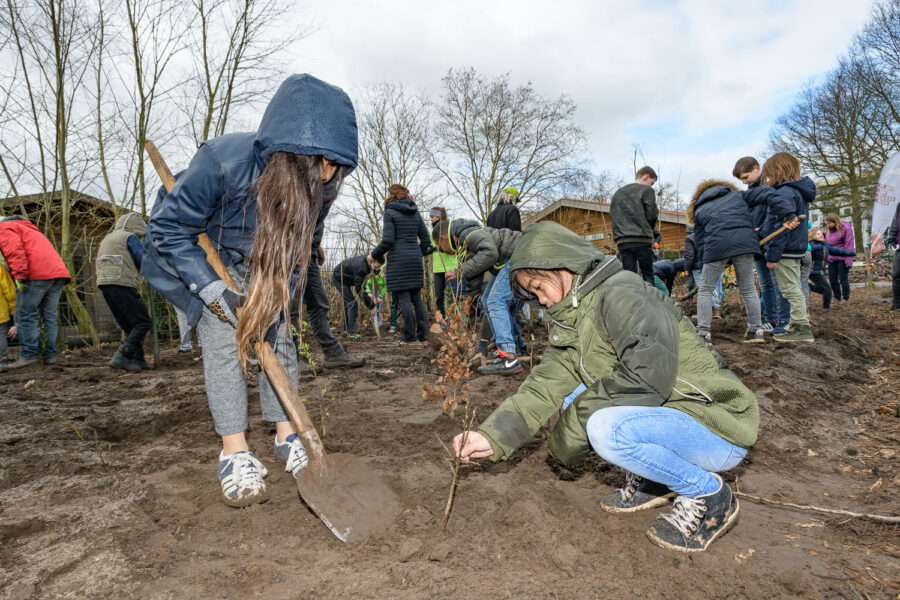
478, 222, 759, 466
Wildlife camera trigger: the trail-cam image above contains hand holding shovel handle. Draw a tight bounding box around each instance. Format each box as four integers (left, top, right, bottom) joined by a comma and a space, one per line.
759, 215, 807, 246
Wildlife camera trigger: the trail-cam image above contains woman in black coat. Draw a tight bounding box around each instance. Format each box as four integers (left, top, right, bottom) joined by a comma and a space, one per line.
368, 184, 433, 343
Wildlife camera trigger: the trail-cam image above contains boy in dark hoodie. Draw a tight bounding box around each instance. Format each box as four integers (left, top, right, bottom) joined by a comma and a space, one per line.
142, 74, 358, 507
436, 219, 523, 375
759, 152, 816, 342
610, 166, 658, 285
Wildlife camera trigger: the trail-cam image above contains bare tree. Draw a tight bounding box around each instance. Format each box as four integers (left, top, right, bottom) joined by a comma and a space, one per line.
332, 81, 437, 248
769, 62, 891, 250
656, 181, 686, 213
851, 0, 900, 151
120, 0, 186, 216
552, 168, 620, 204
0, 0, 102, 337
433, 68, 588, 222
180, 0, 314, 146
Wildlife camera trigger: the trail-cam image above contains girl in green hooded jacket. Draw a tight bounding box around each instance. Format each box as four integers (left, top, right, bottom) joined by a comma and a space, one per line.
453, 221, 759, 553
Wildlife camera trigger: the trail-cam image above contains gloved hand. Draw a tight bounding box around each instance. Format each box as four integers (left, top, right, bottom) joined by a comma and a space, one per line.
890, 241, 899, 252
198, 280, 244, 327
15, 280, 28, 292
315, 245, 326, 265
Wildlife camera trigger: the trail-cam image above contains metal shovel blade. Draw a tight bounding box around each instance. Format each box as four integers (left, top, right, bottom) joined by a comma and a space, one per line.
295, 453, 402, 543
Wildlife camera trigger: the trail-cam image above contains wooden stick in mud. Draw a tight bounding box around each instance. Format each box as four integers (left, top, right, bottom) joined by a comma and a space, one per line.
734, 491, 900, 524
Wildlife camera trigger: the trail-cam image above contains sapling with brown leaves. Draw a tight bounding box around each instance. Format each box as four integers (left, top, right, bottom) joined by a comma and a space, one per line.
422, 296, 477, 531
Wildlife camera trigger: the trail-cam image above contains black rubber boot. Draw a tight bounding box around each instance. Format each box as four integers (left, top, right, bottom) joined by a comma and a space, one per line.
109, 343, 142, 372
646, 474, 740, 552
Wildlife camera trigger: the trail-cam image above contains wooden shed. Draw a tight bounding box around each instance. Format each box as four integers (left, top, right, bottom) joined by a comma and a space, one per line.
523, 198, 688, 254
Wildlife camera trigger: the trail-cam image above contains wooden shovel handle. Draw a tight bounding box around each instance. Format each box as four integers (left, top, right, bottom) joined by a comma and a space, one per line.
759, 215, 807, 246
364, 272, 381, 338
144, 140, 326, 462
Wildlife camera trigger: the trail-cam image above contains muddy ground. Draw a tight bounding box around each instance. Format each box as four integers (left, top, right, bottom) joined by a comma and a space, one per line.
1, 286, 898, 600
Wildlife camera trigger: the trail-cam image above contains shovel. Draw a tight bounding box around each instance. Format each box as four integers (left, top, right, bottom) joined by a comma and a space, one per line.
145, 140, 401, 543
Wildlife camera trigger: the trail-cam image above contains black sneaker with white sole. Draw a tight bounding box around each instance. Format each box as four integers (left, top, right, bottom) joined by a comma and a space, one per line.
601, 472, 676, 513
646, 473, 740, 552
477, 350, 523, 375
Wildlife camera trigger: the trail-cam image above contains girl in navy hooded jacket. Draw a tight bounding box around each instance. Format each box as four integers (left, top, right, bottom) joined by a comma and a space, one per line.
142, 74, 358, 508
760, 152, 817, 342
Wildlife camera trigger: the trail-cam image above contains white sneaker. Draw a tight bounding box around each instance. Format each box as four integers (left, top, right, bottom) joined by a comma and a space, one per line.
273, 433, 309, 478
218, 451, 268, 507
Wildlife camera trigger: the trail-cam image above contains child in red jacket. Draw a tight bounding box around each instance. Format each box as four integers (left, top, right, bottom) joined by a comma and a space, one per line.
0, 217, 70, 368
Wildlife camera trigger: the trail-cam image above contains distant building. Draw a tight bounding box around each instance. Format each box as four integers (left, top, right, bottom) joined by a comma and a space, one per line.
0, 190, 121, 343
523, 198, 688, 253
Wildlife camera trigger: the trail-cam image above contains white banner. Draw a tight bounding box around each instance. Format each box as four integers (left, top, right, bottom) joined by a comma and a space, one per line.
871, 152, 900, 253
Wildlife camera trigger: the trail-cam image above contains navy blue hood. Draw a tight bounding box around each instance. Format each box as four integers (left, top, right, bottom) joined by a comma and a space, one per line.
695, 185, 734, 208
254, 74, 358, 171
777, 176, 816, 204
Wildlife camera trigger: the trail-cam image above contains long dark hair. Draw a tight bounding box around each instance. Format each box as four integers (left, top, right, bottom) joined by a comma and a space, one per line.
236, 152, 346, 368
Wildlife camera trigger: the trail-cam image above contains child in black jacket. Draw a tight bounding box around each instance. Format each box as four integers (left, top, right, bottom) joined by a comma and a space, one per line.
808, 229, 855, 309
331, 254, 380, 337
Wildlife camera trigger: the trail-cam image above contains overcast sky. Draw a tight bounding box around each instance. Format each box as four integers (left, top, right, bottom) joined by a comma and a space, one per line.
278, 0, 873, 204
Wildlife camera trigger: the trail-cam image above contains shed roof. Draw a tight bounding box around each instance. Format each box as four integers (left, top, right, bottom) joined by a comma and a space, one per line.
1, 190, 118, 217
524, 197, 687, 226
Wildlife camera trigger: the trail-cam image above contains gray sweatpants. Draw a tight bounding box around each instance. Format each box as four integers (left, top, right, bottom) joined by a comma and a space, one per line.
197, 287, 298, 436
697, 254, 762, 333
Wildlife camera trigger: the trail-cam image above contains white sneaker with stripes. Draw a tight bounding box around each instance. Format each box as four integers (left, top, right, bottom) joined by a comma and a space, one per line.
218, 450, 269, 508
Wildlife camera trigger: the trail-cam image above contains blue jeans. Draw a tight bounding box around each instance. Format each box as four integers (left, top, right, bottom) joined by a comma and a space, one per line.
754, 258, 789, 324
586, 406, 747, 498
481, 263, 515, 354
331, 272, 358, 334
16, 278, 66, 360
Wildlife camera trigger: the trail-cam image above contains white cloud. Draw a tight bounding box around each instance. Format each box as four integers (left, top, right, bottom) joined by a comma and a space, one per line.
282, 0, 873, 205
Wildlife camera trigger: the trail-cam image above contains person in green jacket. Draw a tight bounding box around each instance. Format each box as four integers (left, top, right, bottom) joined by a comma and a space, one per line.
436, 218, 524, 375
429, 207, 461, 320
453, 221, 759, 553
